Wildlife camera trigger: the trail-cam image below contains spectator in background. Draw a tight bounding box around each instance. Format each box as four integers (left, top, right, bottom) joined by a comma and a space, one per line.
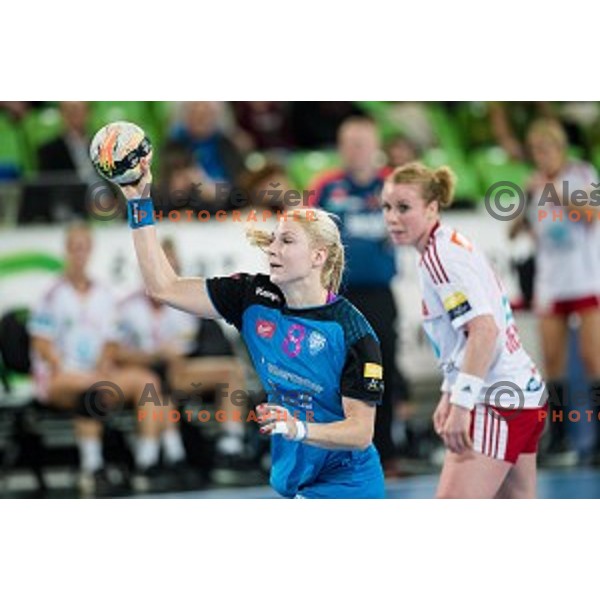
290, 102, 364, 149
170, 101, 245, 187
37, 101, 95, 182
29, 223, 169, 496
384, 102, 437, 152
231, 102, 293, 152
516, 119, 600, 464
115, 238, 248, 461
385, 134, 419, 169
0, 101, 40, 121
489, 102, 595, 161
312, 116, 410, 475
238, 162, 295, 211
154, 141, 221, 214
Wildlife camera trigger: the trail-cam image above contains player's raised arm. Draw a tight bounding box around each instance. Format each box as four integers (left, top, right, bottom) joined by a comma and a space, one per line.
120, 163, 221, 319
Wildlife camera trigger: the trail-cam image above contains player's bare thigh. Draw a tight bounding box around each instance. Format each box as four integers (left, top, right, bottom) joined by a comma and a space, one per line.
46, 371, 104, 410
578, 308, 600, 377
436, 450, 512, 499
169, 357, 244, 390
495, 453, 537, 499
538, 314, 569, 378
104, 366, 161, 405
46, 367, 160, 410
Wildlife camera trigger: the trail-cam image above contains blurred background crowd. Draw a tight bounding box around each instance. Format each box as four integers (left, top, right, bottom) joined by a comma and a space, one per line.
1, 101, 599, 221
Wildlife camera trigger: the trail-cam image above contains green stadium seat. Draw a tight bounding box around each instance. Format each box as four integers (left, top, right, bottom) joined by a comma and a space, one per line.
91, 101, 149, 126
22, 107, 63, 152
149, 101, 175, 135
355, 101, 406, 140
567, 146, 584, 160
90, 101, 160, 148
0, 115, 25, 180
592, 146, 600, 172
287, 150, 341, 191
21, 107, 64, 172
422, 147, 481, 204
471, 147, 533, 199
426, 103, 466, 164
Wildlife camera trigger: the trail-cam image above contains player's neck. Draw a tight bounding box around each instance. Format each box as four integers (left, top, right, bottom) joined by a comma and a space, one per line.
281, 281, 328, 309
65, 270, 91, 293
544, 162, 564, 180
415, 220, 439, 254
348, 165, 378, 186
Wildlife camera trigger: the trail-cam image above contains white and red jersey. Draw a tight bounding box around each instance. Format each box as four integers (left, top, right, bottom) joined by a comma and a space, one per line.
529, 161, 600, 308
418, 223, 544, 409
116, 291, 198, 355
29, 277, 119, 399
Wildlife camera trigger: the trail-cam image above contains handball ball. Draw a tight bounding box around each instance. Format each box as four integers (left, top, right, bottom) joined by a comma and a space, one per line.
89, 121, 152, 185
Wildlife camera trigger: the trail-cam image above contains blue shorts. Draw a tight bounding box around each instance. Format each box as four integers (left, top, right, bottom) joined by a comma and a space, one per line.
294, 455, 385, 499
295, 478, 385, 499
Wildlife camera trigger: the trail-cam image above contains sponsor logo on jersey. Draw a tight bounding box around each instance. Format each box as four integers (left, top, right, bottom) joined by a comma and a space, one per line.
255, 286, 280, 303
443, 291, 472, 321
256, 319, 276, 339
330, 185, 349, 204
525, 375, 543, 393
308, 331, 327, 356
364, 362, 383, 379
365, 378, 384, 393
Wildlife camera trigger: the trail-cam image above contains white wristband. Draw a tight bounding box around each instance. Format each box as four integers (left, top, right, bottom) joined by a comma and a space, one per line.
450, 373, 484, 411
293, 420, 307, 442
441, 378, 452, 394
273, 421, 289, 435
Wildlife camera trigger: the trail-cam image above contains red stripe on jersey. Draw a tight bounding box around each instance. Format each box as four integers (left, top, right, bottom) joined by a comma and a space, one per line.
425, 247, 444, 284
494, 414, 501, 459
483, 409, 489, 456
469, 407, 476, 440
422, 249, 440, 284
432, 239, 450, 283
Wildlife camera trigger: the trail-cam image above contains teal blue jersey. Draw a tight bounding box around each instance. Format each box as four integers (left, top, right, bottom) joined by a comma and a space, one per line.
206, 273, 385, 498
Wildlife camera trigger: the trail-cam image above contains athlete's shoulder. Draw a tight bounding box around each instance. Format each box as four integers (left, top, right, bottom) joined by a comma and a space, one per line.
210, 272, 285, 311
419, 224, 478, 286
436, 224, 475, 255
328, 297, 378, 345
378, 166, 393, 180
311, 169, 347, 205
118, 289, 148, 310
566, 159, 597, 180
244, 273, 286, 307
419, 224, 451, 285
40, 276, 68, 304
312, 168, 346, 190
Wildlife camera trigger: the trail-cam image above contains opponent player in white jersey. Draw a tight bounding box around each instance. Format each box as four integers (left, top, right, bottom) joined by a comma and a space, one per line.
29, 223, 178, 495
382, 162, 547, 498
116, 238, 247, 459
523, 119, 600, 461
